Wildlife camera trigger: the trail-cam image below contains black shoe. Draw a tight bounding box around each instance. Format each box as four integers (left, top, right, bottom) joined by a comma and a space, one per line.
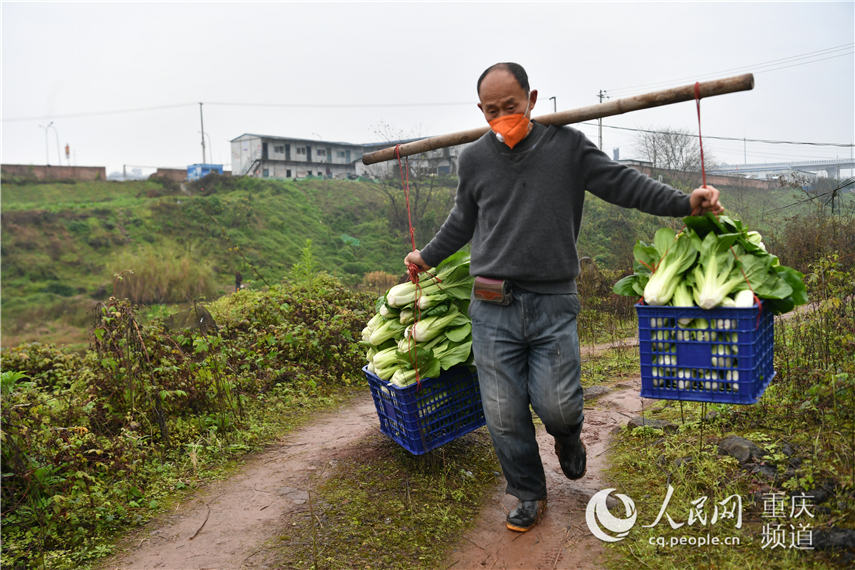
555, 434, 587, 480
506, 499, 547, 532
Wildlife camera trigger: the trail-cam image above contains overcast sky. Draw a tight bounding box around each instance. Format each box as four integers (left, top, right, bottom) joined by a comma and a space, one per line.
2, 1, 853, 175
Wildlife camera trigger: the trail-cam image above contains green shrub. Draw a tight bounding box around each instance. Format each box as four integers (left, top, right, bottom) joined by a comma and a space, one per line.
0, 276, 375, 568
42, 282, 78, 297
110, 244, 217, 304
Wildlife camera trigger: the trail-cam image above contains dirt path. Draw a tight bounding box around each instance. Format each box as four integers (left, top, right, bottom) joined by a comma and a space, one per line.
103, 339, 641, 569
443, 378, 642, 569
103, 397, 381, 569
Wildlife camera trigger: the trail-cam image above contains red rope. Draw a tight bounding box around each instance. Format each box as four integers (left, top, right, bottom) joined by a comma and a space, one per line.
694, 82, 707, 189
696, 86, 760, 325
396, 146, 419, 280
639, 90, 760, 327
395, 145, 422, 388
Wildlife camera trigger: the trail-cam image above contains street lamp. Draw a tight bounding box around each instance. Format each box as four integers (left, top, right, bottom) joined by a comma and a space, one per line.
198, 131, 214, 163
548, 96, 556, 113
50, 124, 62, 165
38, 121, 54, 165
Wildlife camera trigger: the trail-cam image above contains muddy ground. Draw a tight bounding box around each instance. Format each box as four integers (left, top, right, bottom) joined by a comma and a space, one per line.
104, 340, 643, 569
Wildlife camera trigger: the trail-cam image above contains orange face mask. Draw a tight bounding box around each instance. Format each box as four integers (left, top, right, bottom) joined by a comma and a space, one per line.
488, 102, 531, 149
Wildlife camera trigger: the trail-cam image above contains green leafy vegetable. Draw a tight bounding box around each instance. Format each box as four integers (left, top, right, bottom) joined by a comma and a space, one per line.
642, 228, 698, 306
362, 251, 476, 386
613, 213, 807, 315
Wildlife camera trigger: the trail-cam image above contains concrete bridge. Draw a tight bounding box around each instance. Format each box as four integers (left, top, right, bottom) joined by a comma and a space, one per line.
708, 158, 855, 179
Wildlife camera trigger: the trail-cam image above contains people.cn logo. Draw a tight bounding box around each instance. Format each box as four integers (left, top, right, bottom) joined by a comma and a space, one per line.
585, 488, 638, 542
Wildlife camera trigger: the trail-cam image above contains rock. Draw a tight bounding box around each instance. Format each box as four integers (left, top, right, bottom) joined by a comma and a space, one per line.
583, 385, 609, 400
776, 442, 804, 467
804, 480, 837, 504
813, 527, 855, 555
750, 489, 771, 506
704, 410, 720, 422
718, 435, 768, 465
748, 463, 778, 480
627, 416, 677, 433
673, 456, 693, 468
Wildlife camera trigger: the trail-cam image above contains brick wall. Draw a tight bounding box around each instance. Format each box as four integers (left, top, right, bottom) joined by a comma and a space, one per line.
1, 163, 107, 182
150, 168, 187, 182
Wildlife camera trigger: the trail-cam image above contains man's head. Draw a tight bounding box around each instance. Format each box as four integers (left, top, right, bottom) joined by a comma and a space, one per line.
476, 62, 537, 123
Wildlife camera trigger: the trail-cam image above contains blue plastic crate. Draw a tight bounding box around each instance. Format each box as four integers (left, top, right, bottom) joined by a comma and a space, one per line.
363, 365, 485, 455
635, 303, 775, 404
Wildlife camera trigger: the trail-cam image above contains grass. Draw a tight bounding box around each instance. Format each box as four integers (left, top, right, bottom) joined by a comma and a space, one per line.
2, 174, 823, 350
4, 173, 853, 567
0, 276, 378, 568
0, 176, 449, 347
603, 407, 848, 569
0, 179, 164, 212
581, 345, 640, 388
601, 261, 855, 569
268, 429, 500, 569
264, 343, 641, 569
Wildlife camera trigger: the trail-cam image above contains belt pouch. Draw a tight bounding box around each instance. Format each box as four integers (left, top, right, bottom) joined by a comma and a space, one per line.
473, 276, 512, 305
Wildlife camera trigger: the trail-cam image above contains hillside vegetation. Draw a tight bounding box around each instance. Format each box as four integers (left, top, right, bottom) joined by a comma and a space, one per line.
2, 176, 429, 347
2, 170, 853, 568
0, 172, 829, 348
0, 274, 378, 568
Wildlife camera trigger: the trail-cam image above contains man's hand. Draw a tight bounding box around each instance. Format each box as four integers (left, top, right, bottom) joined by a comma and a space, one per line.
689, 185, 724, 216
404, 249, 432, 273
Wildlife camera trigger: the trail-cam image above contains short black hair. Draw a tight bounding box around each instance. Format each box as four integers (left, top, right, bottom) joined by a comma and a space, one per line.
477, 62, 530, 96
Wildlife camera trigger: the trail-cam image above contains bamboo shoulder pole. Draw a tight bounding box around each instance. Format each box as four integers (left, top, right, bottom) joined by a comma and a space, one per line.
362, 73, 754, 165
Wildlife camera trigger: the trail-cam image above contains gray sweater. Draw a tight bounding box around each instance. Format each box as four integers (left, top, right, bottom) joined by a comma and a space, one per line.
419, 122, 692, 294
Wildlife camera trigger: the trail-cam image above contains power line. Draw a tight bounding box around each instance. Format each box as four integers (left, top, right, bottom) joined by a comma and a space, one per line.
606, 42, 854, 97
582, 122, 854, 148
4, 101, 851, 157
5, 42, 853, 123
2, 102, 198, 122
1, 100, 474, 122
607, 43, 853, 96
204, 101, 472, 109
764, 177, 855, 213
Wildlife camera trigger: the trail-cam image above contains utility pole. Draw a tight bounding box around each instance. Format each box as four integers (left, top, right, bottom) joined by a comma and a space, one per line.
597, 90, 608, 149
199, 102, 207, 164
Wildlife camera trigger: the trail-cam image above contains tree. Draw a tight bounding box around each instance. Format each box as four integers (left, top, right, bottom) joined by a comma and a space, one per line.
364, 123, 456, 241
635, 128, 707, 172
368, 162, 455, 240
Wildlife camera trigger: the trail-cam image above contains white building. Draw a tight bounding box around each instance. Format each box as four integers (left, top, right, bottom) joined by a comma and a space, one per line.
230, 133, 461, 180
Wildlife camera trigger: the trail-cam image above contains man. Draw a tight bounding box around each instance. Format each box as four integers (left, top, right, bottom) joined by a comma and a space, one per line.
405, 62, 722, 532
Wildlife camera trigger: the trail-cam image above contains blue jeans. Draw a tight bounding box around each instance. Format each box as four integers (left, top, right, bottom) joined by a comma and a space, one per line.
469, 289, 584, 501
